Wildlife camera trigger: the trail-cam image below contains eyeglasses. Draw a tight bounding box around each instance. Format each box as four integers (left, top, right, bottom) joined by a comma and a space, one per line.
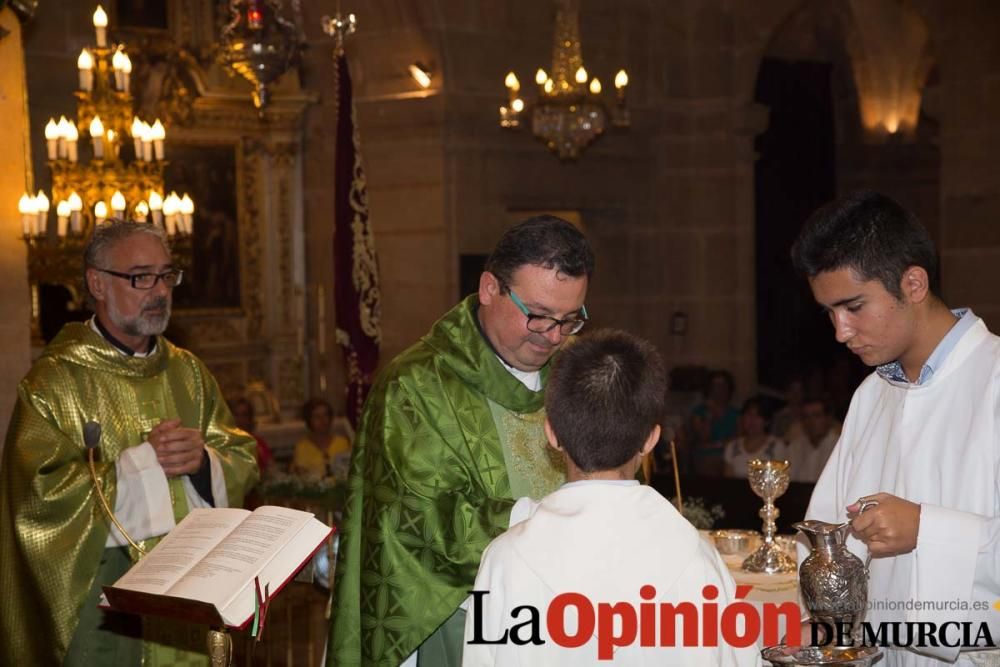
97, 268, 184, 290
507, 288, 588, 335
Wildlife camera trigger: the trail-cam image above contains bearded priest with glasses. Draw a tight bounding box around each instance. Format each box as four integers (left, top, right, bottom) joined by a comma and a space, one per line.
329, 215, 594, 667
0, 219, 259, 666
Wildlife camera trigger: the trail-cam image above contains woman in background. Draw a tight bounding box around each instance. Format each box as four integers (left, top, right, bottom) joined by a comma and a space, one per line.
687, 370, 740, 476
291, 398, 353, 479
723, 397, 787, 479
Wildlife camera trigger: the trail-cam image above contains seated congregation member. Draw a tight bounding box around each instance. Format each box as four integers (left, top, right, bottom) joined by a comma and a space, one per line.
722, 397, 788, 479
687, 369, 740, 476
231, 397, 275, 475
770, 376, 805, 441
291, 397, 352, 479
785, 396, 839, 483
463, 329, 760, 666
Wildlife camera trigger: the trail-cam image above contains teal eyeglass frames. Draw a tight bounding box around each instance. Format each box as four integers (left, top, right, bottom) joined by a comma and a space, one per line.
507, 288, 588, 335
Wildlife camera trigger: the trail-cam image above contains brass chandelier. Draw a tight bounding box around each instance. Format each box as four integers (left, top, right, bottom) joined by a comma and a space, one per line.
499, 0, 629, 160
17, 5, 193, 307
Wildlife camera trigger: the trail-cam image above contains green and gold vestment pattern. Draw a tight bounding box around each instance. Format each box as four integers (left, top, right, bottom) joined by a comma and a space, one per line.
0, 323, 259, 665
328, 295, 566, 665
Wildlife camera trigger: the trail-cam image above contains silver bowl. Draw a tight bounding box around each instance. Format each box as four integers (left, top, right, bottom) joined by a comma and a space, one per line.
762, 645, 881, 666
775, 534, 800, 558
710, 529, 760, 555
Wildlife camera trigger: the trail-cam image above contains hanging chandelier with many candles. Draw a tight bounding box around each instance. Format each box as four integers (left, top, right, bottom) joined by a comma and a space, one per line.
499, 0, 629, 160
17, 4, 193, 291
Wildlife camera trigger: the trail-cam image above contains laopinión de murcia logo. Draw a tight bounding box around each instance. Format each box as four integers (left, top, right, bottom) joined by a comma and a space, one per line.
467, 586, 998, 660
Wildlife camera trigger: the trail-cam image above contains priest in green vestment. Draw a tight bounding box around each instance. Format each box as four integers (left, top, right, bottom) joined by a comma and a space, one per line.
0, 221, 259, 666
328, 216, 594, 666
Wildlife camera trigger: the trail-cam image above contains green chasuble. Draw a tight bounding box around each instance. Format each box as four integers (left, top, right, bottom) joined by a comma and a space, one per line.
0, 322, 259, 665
328, 295, 566, 666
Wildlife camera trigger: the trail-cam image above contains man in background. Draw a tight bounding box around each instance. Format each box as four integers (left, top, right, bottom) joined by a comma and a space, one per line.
786, 396, 839, 483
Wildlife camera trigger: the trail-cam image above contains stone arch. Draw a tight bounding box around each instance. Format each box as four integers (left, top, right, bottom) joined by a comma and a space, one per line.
750, 0, 940, 392
749, 0, 937, 143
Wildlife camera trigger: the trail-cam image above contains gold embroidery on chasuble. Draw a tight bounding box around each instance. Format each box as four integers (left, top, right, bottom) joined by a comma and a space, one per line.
487, 400, 565, 499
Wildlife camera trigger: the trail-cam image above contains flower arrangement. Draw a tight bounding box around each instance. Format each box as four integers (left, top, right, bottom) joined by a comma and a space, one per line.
255, 471, 347, 511
672, 496, 725, 529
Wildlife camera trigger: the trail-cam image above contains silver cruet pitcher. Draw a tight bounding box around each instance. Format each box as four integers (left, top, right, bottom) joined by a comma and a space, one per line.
793, 516, 870, 638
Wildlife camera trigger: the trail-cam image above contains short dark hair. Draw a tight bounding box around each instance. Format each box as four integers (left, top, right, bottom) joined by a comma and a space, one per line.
741, 397, 763, 416
545, 329, 666, 472
706, 369, 735, 400
801, 394, 830, 414
301, 397, 333, 425
232, 397, 255, 417
791, 191, 939, 299
485, 215, 594, 289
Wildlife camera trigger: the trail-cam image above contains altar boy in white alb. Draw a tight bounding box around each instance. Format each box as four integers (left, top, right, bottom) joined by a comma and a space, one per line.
463, 329, 760, 667
792, 191, 1000, 667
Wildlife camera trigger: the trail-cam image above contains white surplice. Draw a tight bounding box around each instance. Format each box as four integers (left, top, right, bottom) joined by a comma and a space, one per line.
463, 481, 761, 666
806, 314, 1000, 666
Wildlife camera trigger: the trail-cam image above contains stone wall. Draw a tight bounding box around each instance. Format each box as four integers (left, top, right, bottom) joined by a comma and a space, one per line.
0, 9, 33, 450
9, 0, 1000, 414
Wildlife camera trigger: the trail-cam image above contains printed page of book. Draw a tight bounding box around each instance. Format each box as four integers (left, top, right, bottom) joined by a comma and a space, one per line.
165, 505, 314, 608
219, 518, 332, 626
112, 507, 251, 596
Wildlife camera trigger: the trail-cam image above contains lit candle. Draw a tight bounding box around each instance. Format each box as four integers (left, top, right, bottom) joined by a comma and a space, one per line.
511, 98, 524, 113
151, 119, 165, 160
110, 190, 126, 217
45, 119, 59, 160
18, 193, 35, 237
134, 200, 149, 223
575, 66, 588, 85
94, 201, 108, 225
78, 48, 94, 91
56, 116, 71, 159
504, 72, 520, 93
535, 69, 548, 87
106, 129, 118, 159
148, 190, 163, 226
68, 192, 83, 233
589, 78, 602, 95
90, 116, 105, 159
544, 78, 554, 94
121, 53, 132, 93
112, 49, 126, 90
131, 116, 143, 157
179, 194, 194, 234
162, 193, 179, 236
35, 190, 50, 236
93, 5, 108, 48
140, 121, 153, 162
614, 69, 628, 93
65, 122, 79, 162
56, 200, 70, 237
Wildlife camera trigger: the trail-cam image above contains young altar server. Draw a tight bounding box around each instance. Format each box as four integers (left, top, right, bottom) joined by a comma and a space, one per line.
463, 329, 761, 666
793, 191, 1000, 666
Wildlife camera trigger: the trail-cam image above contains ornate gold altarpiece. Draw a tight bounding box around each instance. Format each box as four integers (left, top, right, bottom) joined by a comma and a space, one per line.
107, 0, 314, 417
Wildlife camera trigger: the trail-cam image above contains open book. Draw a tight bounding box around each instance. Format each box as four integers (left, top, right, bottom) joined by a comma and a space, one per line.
102, 505, 333, 629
